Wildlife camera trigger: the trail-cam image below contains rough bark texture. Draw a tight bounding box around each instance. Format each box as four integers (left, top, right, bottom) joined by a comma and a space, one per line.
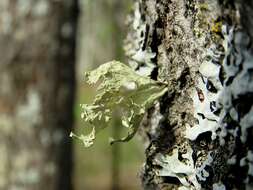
125, 0, 253, 189
0, 0, 78, 190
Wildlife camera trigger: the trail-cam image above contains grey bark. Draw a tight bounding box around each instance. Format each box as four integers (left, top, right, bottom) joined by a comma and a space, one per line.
125, 0, 253, 189
0, 1, 78, 190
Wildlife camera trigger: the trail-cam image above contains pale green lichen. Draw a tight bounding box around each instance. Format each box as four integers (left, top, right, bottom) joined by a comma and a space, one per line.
71, 61, 168, 147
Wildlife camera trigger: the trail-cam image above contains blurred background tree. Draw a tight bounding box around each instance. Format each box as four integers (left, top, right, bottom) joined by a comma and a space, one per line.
0, 0, 144, 190
75, 0, 143, 190
0, 0, 78, 190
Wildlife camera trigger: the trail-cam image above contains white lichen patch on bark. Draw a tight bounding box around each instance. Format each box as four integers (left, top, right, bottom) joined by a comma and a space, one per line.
33, 0, 49, 17
149, 102, 163, 137
124, 1, 158, 77
0, 0, 12, 34
10, 150, 41, 185
218, 25, 253, 183
125, 0, 253, 189
16, 89, 42, 128
185, 12, 253, 189
220, 29, 253, 143
0, 89, 45, 189
185, 40, 225, 141
154, 147, 200, 189
0, 145, 8, 188
195, 152, 213, 181
213, 182, 226, 190
0, 0, 77, 189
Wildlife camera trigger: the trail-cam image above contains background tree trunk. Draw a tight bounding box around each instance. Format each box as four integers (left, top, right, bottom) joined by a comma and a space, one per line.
0, 1, 78, 190
125, 0, 253, 189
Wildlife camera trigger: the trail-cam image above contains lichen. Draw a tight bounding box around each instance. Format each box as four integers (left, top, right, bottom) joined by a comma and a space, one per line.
213, 182, 226, 190
17, 0, 32, 16
16, 89, 42, 128
71, 61, 168, 147
185, 43, 224, 141
195, 152, 213, 181
211, 21, 222, 34
124, 2, 157, 77
33, 0, 49, 17
0, 145, 8, 188
199, 3, 209, 11
218, 24, 253, 169
154, 147, 200, 189
185, 17, 253, 187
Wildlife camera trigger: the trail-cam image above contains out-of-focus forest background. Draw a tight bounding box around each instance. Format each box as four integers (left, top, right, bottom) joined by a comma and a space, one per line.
75, 1, 143, 189
0, 0, 143, 190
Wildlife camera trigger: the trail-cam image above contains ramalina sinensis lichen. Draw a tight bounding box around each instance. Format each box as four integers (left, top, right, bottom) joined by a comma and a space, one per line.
70, 61, 168, 147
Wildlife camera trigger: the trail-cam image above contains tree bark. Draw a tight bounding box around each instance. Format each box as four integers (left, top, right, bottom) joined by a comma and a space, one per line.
0, 1, 78, 190
125, 0, 253, 189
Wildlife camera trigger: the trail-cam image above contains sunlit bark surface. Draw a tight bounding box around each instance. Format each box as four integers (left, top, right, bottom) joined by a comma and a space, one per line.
125, 0, 253, 189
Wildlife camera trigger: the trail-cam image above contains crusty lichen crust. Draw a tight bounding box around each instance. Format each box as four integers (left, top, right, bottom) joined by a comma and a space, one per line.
125, 0, 253, 189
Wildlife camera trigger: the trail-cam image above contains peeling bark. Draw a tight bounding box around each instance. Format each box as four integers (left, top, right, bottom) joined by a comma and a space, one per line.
125, 0, 253, 189
0, 1, 78, 190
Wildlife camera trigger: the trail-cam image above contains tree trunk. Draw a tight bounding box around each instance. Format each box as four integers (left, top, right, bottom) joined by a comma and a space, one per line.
0, 1, 78, 190
125, 0, 253, 189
